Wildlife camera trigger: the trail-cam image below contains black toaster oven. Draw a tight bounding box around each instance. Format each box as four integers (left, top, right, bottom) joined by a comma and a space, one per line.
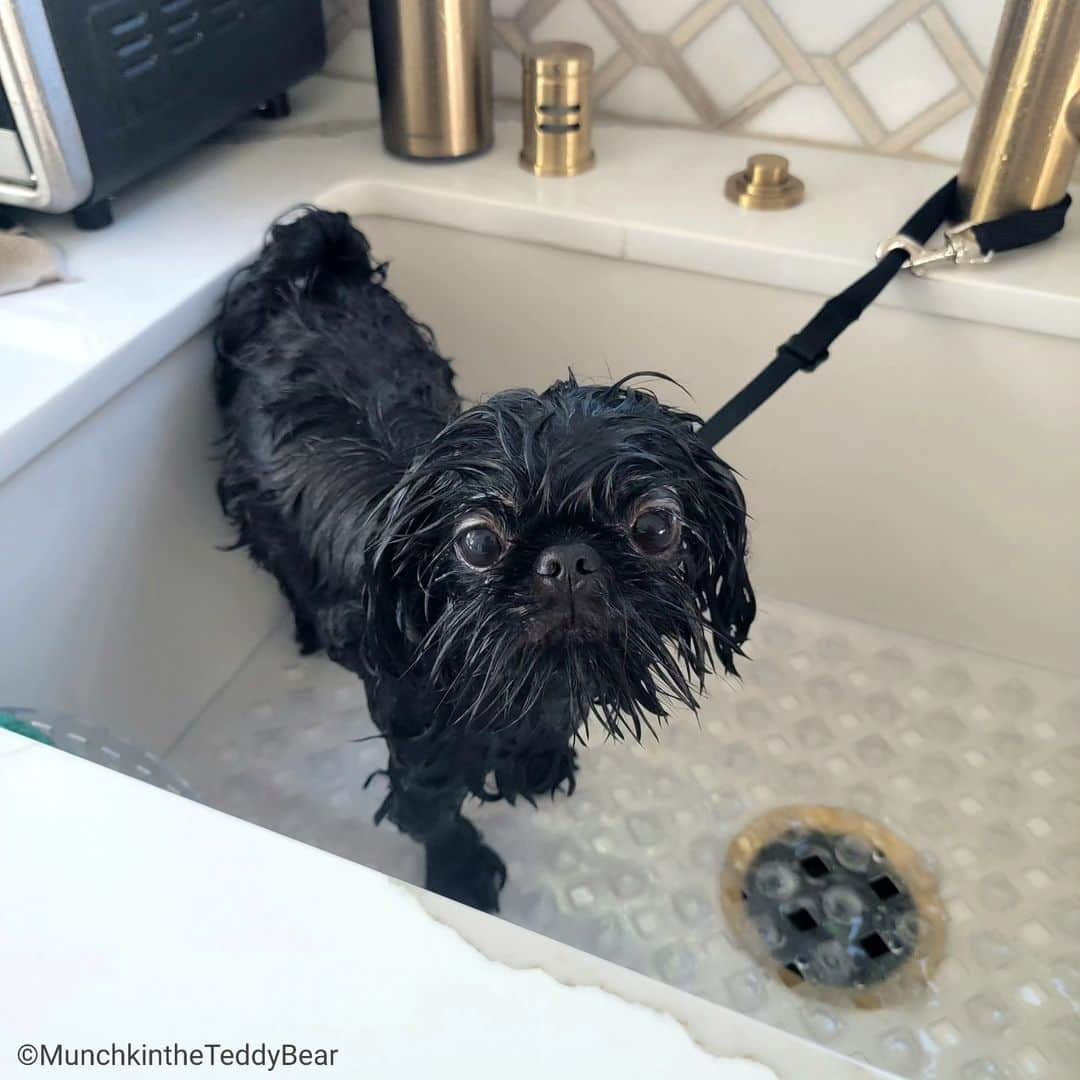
0, 0, 324, 227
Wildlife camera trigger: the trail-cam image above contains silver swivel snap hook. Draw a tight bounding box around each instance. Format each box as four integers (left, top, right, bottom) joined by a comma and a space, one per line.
876, 223, 993, 276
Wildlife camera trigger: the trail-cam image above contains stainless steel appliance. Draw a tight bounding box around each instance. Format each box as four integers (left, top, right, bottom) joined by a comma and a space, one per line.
0, 0, 324, 227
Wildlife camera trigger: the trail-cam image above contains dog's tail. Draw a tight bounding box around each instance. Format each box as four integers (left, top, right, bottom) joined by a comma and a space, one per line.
215, 207, 385, 400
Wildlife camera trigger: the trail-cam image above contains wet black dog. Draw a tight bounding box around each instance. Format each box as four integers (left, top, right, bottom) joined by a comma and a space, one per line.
215, 208, 754, 911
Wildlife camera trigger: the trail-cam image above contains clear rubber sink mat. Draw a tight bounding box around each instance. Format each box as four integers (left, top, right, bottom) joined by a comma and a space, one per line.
167, 598, 1080, 1079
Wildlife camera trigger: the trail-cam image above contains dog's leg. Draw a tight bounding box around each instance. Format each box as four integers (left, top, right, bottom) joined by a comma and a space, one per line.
289, 605, 321, 655
273, 577, 320, 655
378, 760, 507, 912
367, 677, 506, 912
237, 525, 322, 655
494, 740, 579, 802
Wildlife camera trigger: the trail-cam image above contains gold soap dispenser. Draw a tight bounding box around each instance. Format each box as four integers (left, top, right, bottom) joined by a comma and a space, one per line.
520, 42, 596, 177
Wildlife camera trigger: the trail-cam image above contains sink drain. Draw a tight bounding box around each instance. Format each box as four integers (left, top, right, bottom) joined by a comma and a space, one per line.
720, 806, 946, 1008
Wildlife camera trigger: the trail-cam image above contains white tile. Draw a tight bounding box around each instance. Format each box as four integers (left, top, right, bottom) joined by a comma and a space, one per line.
682, 6, 781, 113
616, 0, 701, 34
849, 22, 958, 132
743, 85, 861, 146
764, 0, 896, 54
940, 0, 1006, 66
531, 0, 620, 67
601, 66, 700, 125
492, 0, 529, 15
324, 27, 376, 80
915, 106, 975, 161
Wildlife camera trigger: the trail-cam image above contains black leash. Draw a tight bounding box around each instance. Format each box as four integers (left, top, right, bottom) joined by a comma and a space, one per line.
699, 177, 1072, 447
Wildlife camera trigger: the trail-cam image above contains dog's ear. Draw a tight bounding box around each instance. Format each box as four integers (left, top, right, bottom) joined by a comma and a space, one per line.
315, 569, 415, 679
681, 438, 755, 674
319, 468, 446, 679
305, 480, 431, 680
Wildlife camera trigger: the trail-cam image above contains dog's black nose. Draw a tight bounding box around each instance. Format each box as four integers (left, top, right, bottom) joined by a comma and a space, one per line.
534, 542, 604, 585
532, 542, 608, 638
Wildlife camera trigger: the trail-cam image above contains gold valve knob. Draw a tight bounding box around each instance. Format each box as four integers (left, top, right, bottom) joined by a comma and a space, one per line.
725, 153, 804, 210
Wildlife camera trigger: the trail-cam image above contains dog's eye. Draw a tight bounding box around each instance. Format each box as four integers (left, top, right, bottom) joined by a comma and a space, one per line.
631, 508, 680, 555
456, 525, 504, 569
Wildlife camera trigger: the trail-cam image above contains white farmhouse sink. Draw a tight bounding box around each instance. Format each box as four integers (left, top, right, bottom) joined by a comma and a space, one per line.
2, 76, 1077, 1080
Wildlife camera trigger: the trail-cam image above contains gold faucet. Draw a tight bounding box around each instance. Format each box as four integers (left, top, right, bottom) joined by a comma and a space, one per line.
958, 0, 1080, 223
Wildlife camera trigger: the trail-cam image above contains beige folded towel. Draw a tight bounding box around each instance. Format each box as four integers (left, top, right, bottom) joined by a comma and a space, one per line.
0, 223, 67, 297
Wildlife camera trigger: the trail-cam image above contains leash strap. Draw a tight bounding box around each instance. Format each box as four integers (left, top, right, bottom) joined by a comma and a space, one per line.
698, 178, 1072, 447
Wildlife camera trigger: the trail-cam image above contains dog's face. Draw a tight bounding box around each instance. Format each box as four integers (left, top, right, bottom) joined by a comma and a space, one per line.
362, 377, 754, 738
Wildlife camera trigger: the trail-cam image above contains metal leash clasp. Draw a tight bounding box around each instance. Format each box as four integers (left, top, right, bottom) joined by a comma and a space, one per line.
875, 223, 994, 276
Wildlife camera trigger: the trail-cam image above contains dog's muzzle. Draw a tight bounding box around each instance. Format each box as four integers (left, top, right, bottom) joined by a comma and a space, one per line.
532, 542, 608, 635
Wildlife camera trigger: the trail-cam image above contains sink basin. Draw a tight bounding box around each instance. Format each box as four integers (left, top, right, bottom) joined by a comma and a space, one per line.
3, 106, 1078, 1079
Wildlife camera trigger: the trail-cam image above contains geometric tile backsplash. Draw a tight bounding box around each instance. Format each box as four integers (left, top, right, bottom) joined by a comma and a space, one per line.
323, 0, 1007, 163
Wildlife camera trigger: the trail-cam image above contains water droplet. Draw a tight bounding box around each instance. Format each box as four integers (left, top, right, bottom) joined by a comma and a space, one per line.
993, 678, 1035, 714
966, 992, 1014, 1032
961, 1059, 1008, 1080
822, 884, 863, 924
800, 1004, 844, 1041
752, 913, 785, 949
654, 943, 697, 985
754, 860, 799, 901
855, 733, 894, 766
726, 968, 767, 1012
1051, 956, 1080, 999
972, 931, 1013, 971
807, 939, 854, 984
929, 665, 974, 696
978, 872, 1020, 911
835, 833, 873, 872
880, 1027, 924, 1070
891, 909, 921, 948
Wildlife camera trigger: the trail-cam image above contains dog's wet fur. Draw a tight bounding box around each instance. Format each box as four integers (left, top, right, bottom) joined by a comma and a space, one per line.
215, 208, 754, 910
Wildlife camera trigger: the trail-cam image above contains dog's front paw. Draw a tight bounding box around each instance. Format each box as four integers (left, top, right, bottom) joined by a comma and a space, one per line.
292, 612, 321, 655
425, 825, 507, 913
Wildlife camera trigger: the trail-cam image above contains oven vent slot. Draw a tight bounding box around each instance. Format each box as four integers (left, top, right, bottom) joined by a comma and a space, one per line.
210, 0, 245, 32
162, 0, 204, 56
95, 4, 161, 80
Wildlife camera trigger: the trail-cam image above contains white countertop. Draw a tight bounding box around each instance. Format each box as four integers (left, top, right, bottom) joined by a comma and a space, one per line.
0, 79, 384, 485
0, 729, 885, 1078
2, 72, 1079, 487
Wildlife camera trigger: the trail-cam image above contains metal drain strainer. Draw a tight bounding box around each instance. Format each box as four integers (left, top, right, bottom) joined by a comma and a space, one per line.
721, 805, 947, 1008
